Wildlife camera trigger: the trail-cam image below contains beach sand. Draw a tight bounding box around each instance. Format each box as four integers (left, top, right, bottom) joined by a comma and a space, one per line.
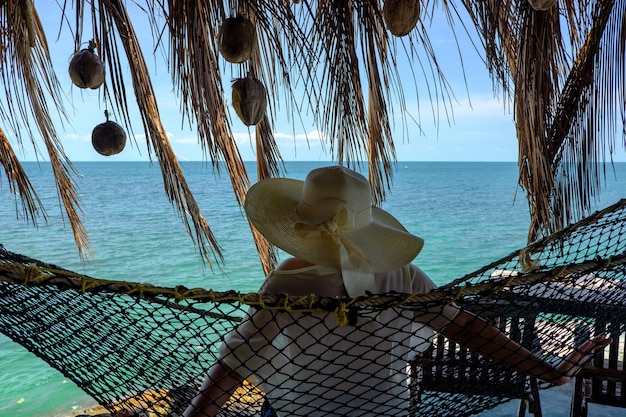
58, 380, 626, 417
58, 381, 264, 417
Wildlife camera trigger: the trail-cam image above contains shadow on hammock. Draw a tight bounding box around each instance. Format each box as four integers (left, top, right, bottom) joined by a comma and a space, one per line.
409, 300, 543, 417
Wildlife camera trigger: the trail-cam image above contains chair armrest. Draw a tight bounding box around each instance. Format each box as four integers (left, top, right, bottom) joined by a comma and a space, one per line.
579, 365, 626, 381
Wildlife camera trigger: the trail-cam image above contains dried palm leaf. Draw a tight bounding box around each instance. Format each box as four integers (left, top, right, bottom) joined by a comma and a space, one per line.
545, 0, 623, 235
463, 0, 625, 243
157, 1, 252, 268
3, 0, 624, 271
364, 4, 395, 205
153, 0, 309, 271
0, 0, 91, 259
311, 0, 368, 167
0, 127, 46, 224
252, 118, 281, 274
514, 4, 565, 242
94, 0, 223, 265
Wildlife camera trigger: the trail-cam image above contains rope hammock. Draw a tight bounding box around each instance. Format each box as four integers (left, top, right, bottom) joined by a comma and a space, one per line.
1, 199, 626, 417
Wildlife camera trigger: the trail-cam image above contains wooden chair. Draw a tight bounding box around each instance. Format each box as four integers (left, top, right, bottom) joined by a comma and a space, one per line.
409, 300, 542, 417
570, 317, 626, 417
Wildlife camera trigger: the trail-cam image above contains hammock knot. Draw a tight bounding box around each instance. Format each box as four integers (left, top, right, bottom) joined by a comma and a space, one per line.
80, 278, 103, 293
555, 265, 570, 280
448, 286, 466, 304
333, 298, 359, 326
172, 285, 188, 301
124, 283, 153, 298
23, 264, 43, 285
493, 275, 518, 293
334, 301, 350, 326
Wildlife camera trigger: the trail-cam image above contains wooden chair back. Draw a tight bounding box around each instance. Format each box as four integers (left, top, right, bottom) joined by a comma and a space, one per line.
409, 300, 542, 417
571, 316, 626, 417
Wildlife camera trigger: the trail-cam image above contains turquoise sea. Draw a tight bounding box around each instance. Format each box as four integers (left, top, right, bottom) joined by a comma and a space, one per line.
1, 161, 625, 417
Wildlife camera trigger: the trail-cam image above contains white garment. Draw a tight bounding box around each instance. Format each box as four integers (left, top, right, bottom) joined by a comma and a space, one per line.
219, 264, 458, 417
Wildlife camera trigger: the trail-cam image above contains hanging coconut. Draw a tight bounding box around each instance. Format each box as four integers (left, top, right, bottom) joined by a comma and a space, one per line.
218, 16, 256, 63
528, 0, 558, 10
383, 0, 421, 37
232, 77, 267, 126
91, 111, 126, 156
68, 39, 105, 89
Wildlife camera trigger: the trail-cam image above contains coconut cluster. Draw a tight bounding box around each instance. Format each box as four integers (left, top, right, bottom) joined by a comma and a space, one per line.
232, 77, 267, 126
218, 16, 256, 64
528, 0, 558, 10
92, 111, 126, 156
68, 41, 128, 156
383, 0, 421, 37
68, 40, 105, 89
218, 15, 267, 126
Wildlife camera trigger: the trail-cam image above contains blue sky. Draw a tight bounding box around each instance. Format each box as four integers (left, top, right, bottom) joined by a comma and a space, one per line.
20, 2, 623, 163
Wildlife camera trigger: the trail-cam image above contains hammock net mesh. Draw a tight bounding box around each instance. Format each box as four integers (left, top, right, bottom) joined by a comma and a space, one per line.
1, 199, 626, 417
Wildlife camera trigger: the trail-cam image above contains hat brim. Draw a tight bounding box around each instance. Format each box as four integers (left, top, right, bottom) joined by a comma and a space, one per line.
244, 177, 424, 272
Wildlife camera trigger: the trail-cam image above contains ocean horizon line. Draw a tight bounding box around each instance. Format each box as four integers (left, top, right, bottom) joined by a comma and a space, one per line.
18, 159, 626, 164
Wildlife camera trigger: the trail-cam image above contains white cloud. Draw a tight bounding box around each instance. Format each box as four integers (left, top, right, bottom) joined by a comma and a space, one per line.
227, 129, 327, 148
172, 136, 198, 145
232, 131, 254, 144
61, 132, 92, 144
274, 129, 326, 143
406, 94, 513, 124
451, 96, 513, 117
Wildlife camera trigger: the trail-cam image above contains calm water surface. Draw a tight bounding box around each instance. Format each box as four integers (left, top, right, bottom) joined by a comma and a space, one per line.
1, 161, 624, 417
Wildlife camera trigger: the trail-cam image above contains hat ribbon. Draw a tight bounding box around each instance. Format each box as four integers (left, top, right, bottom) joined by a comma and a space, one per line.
294, 206, 377, 298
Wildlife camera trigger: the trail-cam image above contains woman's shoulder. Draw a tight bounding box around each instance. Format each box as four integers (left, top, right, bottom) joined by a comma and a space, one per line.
376, 263, 437, 294
264, 259, 343, 296
275, 257, 314, 270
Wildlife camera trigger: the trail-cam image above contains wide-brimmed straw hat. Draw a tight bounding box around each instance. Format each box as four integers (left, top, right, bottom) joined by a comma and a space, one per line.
244, 166, 424, 278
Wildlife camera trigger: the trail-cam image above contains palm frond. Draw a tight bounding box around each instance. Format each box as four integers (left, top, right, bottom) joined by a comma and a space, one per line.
363, 3, 395, 205
253, 118, 281, 274
0, 127, 46, 224
156, 0, 279, 270
96, 0, 224, 265
0, 0, 90, 259
462, 0, 625, 243
1, 0, 624, 270
514, 3, 566, 242
311, 0, 368, 166
546, 0, 623, 232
